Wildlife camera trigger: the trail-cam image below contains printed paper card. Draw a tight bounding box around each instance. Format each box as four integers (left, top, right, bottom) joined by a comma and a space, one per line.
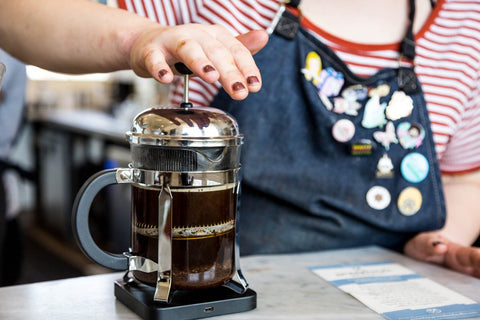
310, 261, 480, 320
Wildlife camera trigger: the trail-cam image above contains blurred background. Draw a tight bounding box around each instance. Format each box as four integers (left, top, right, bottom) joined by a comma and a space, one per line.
0, 1, 171, 285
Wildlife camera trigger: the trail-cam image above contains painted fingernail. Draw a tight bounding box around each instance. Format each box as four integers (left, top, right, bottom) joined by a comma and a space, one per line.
232, 82, 246, 92
203, 65, 215, 73
432, 241, 444, 246
247, 76, 259, 85
158, 69, 169, 78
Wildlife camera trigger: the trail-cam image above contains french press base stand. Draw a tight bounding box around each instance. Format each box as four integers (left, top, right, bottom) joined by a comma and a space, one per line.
114, 280, 256, 320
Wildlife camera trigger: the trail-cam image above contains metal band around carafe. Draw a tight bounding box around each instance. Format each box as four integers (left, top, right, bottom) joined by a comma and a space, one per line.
115, 166, 240, 187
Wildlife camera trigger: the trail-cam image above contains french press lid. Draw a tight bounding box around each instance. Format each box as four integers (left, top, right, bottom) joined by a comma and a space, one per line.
126, 106, 243, 148
125, 63, 243, 172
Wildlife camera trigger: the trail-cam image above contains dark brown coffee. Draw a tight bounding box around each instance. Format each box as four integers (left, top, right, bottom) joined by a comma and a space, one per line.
131, 183, 237, 289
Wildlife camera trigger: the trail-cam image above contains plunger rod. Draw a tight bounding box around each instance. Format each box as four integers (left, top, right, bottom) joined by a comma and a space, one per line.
174, 62, 193, 109
183, 73, 189, 104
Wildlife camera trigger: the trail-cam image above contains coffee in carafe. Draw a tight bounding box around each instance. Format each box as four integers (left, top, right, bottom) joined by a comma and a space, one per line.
131, 183, 238, 289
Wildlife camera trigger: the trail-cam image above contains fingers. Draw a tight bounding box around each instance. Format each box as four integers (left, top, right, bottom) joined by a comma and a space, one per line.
446, 244, 480, 275
174, 24, 263, 99
130, 24, 266, 100
440, 243, 474, 276
404, 232, 448, 264
142, 45, 174, 84
173, 38, 220, 83
236, 30, 269, 55
191, 26, 254, 100
209, 26, 264, 96
405, 232, 480, 278
129, 28, 176, 83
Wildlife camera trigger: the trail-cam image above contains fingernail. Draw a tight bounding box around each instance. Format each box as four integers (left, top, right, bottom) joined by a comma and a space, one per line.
432, 241, 444, 246
247, 76, 259, 85
203, 65, 215, 73
232, 82, 246, 92
158, 69, 169, 78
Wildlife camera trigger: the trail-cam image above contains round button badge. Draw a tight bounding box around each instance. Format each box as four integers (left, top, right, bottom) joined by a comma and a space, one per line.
400, 152, 429, 183
397, 187, 423, 216
366, 186, 391, 210
332, 119, 355, 143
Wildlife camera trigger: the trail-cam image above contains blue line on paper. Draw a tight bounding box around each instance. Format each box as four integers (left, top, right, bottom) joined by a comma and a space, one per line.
331, 274, 422, 286
382, 303, 480, 320
309, 260, 394, 270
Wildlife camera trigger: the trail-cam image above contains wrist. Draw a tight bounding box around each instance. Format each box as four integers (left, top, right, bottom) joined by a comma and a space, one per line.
117, 20, 164, 70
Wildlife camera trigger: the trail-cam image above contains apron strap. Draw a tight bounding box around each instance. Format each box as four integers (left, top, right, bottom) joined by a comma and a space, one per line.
400, 0, 416, 61
398, 0, 421, 94
268, 1, 301, 39
285, 0, 300, 8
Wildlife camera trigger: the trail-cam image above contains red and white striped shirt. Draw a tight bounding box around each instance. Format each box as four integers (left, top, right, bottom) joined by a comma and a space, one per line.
118, 0, 480, 173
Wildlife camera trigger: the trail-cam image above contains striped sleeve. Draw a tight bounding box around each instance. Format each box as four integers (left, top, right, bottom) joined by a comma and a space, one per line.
438, 69, 480, 172
421, 0, 480, 172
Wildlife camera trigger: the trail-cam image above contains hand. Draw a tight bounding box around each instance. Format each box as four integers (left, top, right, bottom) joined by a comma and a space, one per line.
128, 23, 269, 100
404, 232, 480, 277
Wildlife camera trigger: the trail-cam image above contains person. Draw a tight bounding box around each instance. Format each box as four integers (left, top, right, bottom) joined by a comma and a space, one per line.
116, 0, 480, 278
1, 0, 479, 278
0, 49, 27, 285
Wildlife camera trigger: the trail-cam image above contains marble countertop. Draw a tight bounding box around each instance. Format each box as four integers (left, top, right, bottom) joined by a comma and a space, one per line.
0, 246, 479, 320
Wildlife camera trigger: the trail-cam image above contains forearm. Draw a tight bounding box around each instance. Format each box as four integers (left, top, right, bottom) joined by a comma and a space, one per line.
0, 0, 159, 74
440, 170, 480, 246
0, 0, 266, 99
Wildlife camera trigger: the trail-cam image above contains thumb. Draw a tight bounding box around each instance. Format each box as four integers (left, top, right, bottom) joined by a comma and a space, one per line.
404, 232, 449, 264
236, 30, 269, 55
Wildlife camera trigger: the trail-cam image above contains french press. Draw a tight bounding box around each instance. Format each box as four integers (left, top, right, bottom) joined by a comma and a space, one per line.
72, 64, 256, 319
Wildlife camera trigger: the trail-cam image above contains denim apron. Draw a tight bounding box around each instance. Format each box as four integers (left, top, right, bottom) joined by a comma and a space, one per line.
211, 2, 445, 255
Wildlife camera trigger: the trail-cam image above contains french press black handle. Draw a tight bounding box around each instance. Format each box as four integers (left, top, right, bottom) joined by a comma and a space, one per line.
72, 169, 128, 270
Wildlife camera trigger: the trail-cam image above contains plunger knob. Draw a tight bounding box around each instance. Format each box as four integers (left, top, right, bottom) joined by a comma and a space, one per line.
174, 62, 193, 75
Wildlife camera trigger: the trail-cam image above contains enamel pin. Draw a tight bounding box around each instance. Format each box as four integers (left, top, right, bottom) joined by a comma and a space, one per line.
376, 153, 394, 178
342, 84, 368, 101
385, 91, 414, 121
333, 97, 362, 116
400, 152, 429, 183
332, 118, 355, 143
397, 187, 422, 216
317, 67, 344, 97
350, 139, 376, 156
361, 95, 387, 129
368, 84, 390, 98
333, 84, 366, 116
302, 51, 344, 97
397, 122, 425, 149
373, 121, 398, 151
319, 94, 333, 111
366, 185, 391, 210
301, 51, 322, 86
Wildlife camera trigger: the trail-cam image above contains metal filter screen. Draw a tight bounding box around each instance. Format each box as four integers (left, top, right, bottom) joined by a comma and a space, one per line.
131, 145, 241, 172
